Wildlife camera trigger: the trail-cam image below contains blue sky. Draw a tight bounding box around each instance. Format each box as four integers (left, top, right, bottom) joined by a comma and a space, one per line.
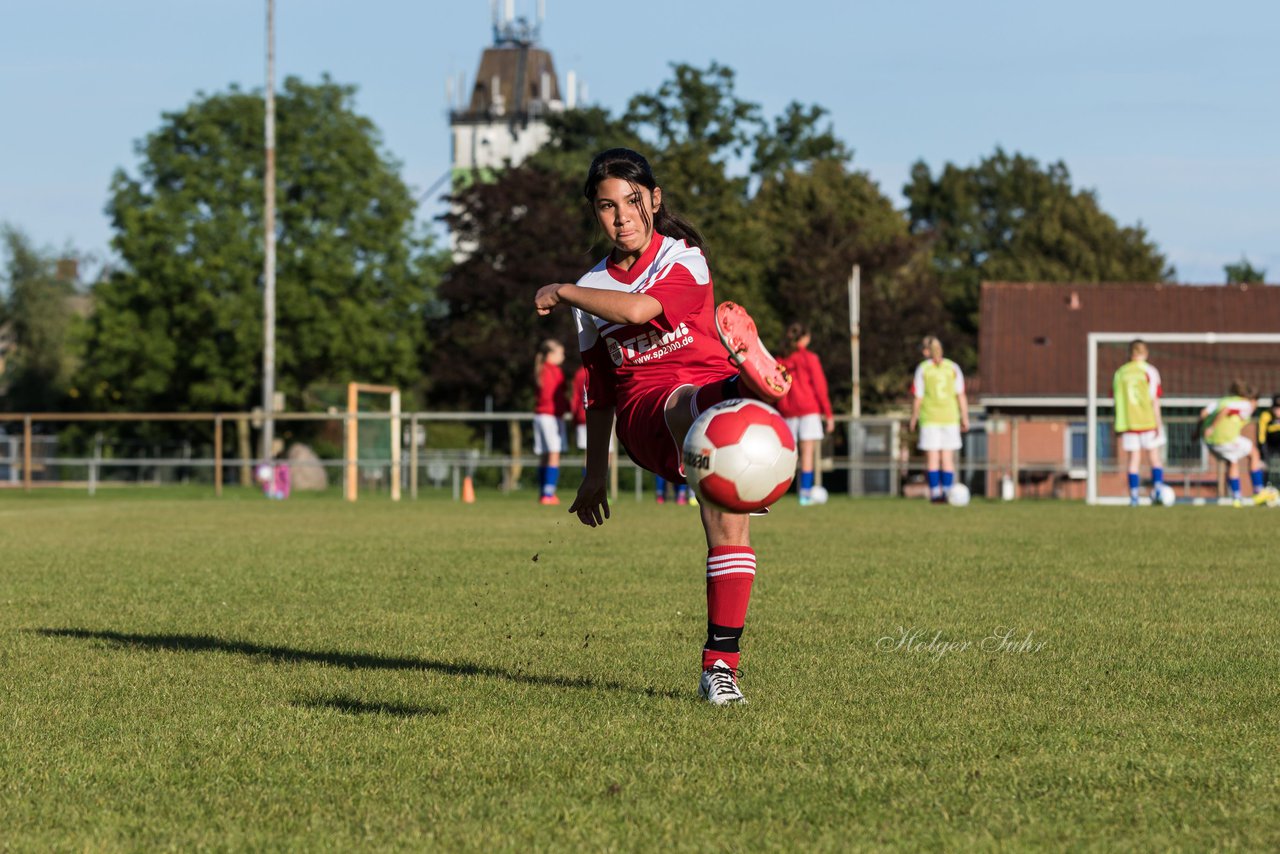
1, 0, 1276, 283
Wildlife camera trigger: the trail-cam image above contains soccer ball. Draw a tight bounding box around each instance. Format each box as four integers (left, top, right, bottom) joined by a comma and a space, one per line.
809, 485, 830, 505
1156, 484, 1177, 507
947, 483, 971, 507
683, 399, 797, 513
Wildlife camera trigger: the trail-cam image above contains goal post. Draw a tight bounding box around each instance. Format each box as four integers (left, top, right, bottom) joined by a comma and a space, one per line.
345, 382, 401, 502
1086, 332, 1280, 505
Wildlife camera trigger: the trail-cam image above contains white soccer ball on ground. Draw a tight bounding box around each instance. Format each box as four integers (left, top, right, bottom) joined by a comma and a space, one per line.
808, 484, 829, 505
683, 399, 797, 513
947, 483, 971, 506
1157, 484, 1177, 506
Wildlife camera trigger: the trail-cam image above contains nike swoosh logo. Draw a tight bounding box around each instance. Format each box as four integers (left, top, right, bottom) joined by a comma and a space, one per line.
711, 635, 735, 642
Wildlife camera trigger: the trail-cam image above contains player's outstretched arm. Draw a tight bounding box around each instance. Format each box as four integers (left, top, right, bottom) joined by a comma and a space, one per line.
569, 408, 615, 527
535, 283, 661, 326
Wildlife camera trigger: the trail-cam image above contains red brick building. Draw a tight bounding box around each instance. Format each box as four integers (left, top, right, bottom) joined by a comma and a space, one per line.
978, 282, 1280, 499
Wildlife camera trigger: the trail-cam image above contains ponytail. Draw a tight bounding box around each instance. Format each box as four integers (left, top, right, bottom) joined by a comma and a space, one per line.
535, 339, 560, 384
653, 204, 705, 250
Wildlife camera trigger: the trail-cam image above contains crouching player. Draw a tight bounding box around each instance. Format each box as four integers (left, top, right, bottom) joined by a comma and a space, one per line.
1200, 381, 1279, 506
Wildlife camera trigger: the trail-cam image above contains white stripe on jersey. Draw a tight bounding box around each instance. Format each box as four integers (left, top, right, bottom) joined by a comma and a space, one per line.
572, 236, 710, 353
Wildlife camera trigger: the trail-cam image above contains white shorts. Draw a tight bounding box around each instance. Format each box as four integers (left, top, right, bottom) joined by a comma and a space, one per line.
918, 424, 962, 452
785, 414, 826, 442
1121, 429, 1166, 452
575, 423, 588, 450
1208, 437, 1253, 464
533, 414, 566, 455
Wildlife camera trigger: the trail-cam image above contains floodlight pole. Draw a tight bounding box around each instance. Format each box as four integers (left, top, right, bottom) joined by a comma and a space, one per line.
261, 0, 277, 463
849, 264, 861, 418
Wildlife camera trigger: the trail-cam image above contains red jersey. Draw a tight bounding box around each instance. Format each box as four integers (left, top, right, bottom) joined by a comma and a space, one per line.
569, 367, 588, 426
778, 345, 832, 419
571, 234, 733, 459
534, 362, 568, 416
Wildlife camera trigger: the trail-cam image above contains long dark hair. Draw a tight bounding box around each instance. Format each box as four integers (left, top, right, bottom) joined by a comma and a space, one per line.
583, 148, 705, 250
783, 322, 810, 356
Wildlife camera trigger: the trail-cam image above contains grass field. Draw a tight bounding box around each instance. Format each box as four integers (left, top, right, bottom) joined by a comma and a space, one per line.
2, 488, 1279, 850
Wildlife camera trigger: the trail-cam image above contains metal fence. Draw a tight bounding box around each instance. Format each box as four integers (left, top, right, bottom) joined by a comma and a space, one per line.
0, 410, 1243, 500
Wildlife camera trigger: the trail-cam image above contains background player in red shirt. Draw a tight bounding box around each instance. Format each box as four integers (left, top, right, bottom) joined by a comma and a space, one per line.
778, 323, 834, 506
569, 363, 588, 456
533, 339, 569, 505
535, 148, 790, 705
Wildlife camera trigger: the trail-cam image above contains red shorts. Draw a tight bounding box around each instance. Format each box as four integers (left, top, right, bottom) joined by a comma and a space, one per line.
616, 372, 737, 482
617, 385, 685, 482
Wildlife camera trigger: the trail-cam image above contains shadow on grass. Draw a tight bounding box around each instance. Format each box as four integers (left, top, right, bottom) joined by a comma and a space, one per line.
292, 694, 446, 718
34, 627, 677, 698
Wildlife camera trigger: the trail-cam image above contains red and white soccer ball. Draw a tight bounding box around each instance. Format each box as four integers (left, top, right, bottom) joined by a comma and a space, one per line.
682, 399, 797, 513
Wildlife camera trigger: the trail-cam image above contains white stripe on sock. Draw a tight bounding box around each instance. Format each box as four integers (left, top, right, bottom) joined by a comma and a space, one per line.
707, 552, 755, 566
706, 566, 757, 579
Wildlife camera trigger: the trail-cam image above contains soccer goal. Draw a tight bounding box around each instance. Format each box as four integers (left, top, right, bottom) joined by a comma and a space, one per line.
1086, 332, 1280, 505
344, 382, 401, 502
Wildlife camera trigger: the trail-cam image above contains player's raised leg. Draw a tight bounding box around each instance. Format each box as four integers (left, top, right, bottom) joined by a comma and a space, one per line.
714, 302, 791, 404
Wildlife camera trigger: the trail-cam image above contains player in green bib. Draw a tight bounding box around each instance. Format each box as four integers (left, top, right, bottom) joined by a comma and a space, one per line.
909, 336, 969, 502
1112, 340, 1165, 506
1200, 380, 1276, 506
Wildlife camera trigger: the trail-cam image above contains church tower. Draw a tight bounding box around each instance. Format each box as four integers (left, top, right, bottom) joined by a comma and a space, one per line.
449, 1, 577, 182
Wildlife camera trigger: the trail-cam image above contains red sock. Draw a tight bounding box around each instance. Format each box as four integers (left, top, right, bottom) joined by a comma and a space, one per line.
702, 546, 756, 672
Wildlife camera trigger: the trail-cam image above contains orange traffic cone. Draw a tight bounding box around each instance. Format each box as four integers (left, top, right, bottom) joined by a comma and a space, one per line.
461, 475, 476, 504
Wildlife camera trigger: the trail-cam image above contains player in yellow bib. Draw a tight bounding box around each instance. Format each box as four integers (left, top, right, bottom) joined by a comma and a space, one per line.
909, 336, 969, 503
1200, 380, 1277, 506
1112, 340, 1165, 506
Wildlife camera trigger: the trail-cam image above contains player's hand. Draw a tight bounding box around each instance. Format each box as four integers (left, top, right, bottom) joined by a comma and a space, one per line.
569, 475, 610, 527
961, 417, 970, 433
825, 416, 835, 434
908, 417, 918, 433
535, 283, 568, 316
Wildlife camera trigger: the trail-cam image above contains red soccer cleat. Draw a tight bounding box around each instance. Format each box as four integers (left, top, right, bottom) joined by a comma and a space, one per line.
715, 302, 791, 404
539, 495, 560, 506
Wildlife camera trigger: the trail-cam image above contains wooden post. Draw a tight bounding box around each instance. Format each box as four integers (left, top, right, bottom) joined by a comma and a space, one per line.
345, 382, 359, 502
22, 415, 32, 492
508, 419, 522, 492
236, 416, 252, 486
390, 390, 401, 502
214, 416, 224, 496
409, 413, 419, 500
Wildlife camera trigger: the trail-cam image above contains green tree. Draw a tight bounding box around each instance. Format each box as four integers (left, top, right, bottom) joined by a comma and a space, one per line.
753, 160, 941, 410
432, 165, 586, 411
906, 148, 1172, 367
0, 226, 80, 411
1224, 256, 1266, 284
77, 76, 440, 413
531, 63, 905, 405
751, 102, 852, 181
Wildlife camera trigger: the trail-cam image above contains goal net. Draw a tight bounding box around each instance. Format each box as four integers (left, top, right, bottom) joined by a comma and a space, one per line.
1086, 332, 1280, 504
345, 382, 401, 502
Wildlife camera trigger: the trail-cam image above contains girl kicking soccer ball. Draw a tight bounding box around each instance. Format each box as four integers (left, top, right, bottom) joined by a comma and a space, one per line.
535, 148, 790, 705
